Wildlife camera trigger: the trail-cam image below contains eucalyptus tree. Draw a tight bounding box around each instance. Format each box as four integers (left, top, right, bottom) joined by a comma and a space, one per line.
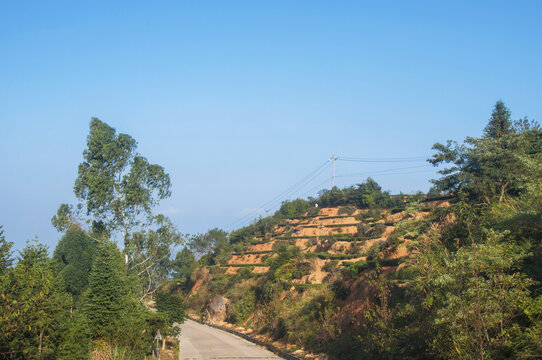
70, 118, 183, 299
74, 118, 172, 249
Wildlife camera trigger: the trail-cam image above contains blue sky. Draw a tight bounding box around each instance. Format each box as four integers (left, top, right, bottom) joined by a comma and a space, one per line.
1, 1, 541, 251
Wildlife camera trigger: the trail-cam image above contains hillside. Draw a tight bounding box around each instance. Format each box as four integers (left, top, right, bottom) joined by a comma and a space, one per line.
185, 200, 449, 359
221, 203, 445, 277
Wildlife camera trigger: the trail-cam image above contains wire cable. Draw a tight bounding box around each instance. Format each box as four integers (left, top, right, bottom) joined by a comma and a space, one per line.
224, 160, 331, 230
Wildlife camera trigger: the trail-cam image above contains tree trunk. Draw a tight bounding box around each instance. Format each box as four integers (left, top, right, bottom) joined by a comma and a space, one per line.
38, 330, 43, 357
162, 337, 166, 350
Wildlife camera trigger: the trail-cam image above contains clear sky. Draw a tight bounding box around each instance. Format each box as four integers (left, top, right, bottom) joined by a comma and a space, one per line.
1, 1, 541, 252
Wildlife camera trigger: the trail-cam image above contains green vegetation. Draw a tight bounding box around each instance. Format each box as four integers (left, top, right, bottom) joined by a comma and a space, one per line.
0, 119, 185, 359
182, 101, 542, 360
2, 101, 542, 359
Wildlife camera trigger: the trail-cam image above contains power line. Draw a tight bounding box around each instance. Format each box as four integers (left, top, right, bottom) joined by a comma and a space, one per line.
224, 155, 434, 232
338, 156, 427, 163
334, 164, 432, 178
224, 160, 331, 231
336, 168, 435, 179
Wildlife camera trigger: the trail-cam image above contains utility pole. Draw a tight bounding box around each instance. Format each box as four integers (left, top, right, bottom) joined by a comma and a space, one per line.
330, 155, 338, 189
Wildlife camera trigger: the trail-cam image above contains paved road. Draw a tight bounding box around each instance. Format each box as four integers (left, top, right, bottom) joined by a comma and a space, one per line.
178, 319, 281, 360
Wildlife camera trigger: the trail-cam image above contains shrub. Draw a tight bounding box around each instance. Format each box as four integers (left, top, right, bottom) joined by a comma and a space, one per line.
323, 260, 339, 272
227, 290, 256, 324
155, 290, 186, 324
338, 206, 356, 216
341, 260, 369, 278
331, 280, 350, 300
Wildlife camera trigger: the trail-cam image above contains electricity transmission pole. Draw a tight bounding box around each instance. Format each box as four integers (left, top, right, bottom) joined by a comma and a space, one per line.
330, 155, 338, 188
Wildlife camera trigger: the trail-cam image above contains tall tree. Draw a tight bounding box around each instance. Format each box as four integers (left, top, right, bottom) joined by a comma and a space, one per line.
484, 100, 512, 139
83, 239, 150, 355
84, 239, 130, 340
74, 118, 171, 248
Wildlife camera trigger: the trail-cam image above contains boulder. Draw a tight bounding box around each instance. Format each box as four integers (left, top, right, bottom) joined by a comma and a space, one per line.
205, 295, 230, 323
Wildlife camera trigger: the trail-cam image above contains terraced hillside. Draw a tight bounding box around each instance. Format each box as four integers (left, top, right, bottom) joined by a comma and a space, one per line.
219, 202, 446, 281
184, 200, 450, 359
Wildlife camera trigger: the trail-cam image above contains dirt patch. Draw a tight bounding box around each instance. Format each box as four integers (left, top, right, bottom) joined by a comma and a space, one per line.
252, 266, 270, 274
227, 254, 267, 265
294, 225, 358, 237
359, 238, 385, 253
189, 268, 209, 296
318, 207, 340, 216
297, 258, 328, 284
247, 241, 275, 252
310, 216, 358, 226
328, 241, 354, 254
385, 212, 405, 223
224, 267, 239, 274
383, 240, 410, 260
295, 238, 312, 249
413, 211, 430, 220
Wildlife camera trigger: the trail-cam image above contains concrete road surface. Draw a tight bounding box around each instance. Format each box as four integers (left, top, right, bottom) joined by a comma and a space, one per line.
179, 319, 281, 360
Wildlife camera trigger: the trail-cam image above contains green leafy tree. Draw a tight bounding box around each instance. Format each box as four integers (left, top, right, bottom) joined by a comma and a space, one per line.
189, 228, 228, 262
414, 226, 530, 358
429, 102, 539, 204
74, 118, 171, 248
56, 313, 91, 360
130, 215, 184, 299
51, 203, 78, 232
171, 247, 197, 283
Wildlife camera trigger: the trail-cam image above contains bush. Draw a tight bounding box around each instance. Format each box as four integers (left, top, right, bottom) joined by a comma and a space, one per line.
338, 206, 356, 216
331, 280, 350, 300
341, 260, 369, 278
155, 290, 186, 324
227, 290, 256, 324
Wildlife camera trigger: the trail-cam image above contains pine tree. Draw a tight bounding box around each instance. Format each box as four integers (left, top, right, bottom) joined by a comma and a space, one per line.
484, 100, 512, 139
84, 240, 129, 340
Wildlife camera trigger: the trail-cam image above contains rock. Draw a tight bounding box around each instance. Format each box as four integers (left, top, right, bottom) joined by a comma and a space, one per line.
205, 295, 230, 323
316, 354, 329, 360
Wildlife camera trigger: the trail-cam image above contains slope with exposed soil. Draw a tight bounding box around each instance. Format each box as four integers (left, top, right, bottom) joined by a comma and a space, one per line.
186, 200, 448, 359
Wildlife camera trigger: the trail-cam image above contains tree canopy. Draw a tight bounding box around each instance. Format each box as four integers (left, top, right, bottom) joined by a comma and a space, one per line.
74, 118, 171, 246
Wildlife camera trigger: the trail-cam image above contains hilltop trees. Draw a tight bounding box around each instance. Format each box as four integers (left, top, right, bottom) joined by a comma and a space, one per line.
429, 101, 540, 204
